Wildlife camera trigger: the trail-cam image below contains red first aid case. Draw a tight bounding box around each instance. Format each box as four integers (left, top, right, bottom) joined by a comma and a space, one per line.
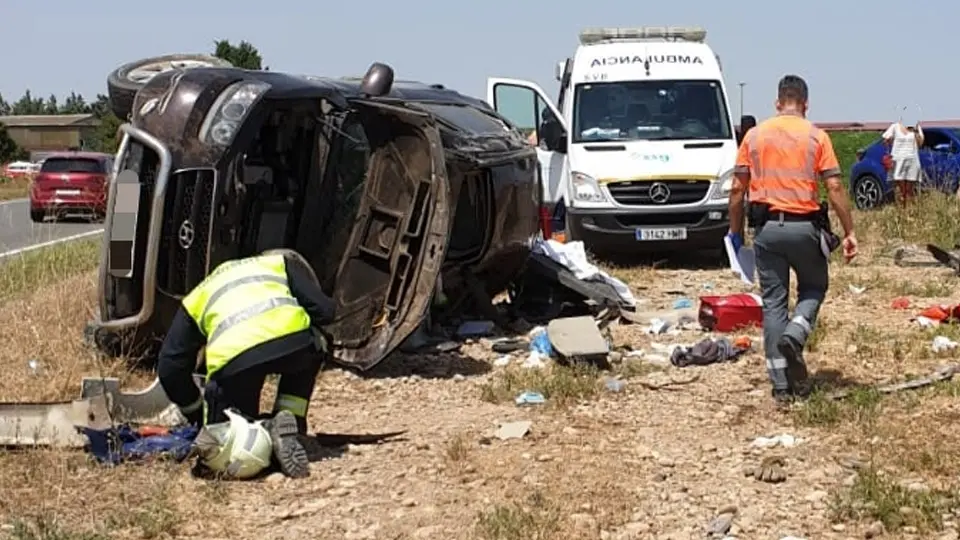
698, 293, 763, 332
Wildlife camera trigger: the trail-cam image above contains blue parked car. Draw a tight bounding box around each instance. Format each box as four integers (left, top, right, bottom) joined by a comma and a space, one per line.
850, 126, 960, 209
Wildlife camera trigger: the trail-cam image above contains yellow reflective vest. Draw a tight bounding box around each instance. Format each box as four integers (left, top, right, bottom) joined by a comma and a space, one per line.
181, 254, 311, 378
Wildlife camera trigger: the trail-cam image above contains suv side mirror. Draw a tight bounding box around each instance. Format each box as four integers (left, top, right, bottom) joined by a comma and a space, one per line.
360, 62, 394, 97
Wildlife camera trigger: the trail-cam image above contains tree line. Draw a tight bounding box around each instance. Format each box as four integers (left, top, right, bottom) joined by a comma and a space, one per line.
0, 40, 263, 163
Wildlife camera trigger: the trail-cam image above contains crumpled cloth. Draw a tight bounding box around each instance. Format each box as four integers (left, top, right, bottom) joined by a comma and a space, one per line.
80, 424, 199, 465
532, 239, 636, 306
670, 337, 748, 367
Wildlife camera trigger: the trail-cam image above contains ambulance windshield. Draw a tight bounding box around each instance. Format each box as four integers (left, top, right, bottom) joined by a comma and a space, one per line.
572, 80, 733, 143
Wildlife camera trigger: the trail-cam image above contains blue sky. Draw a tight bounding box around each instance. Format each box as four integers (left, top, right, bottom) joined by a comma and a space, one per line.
2, 0, 954, 122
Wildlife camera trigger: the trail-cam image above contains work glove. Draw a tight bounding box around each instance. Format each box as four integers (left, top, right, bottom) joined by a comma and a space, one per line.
726, 232, 743, 254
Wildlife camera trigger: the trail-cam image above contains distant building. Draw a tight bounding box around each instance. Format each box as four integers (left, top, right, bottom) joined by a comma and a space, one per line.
0, 114, 101, 156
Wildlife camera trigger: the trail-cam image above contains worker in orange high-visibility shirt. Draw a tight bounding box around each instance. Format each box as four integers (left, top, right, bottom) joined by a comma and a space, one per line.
727, 75, 858, 405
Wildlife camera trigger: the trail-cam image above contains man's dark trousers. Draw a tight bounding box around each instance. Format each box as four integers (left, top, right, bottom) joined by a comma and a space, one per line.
203, 345, 324, 433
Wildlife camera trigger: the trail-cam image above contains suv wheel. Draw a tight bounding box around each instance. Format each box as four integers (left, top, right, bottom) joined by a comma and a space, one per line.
107, 54, 234, 119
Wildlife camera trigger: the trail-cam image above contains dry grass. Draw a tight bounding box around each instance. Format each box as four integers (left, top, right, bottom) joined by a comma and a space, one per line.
478, 363, 601, 406
0, 176, 31, 201
9, 188, 960, 537
474, 491, 562, 540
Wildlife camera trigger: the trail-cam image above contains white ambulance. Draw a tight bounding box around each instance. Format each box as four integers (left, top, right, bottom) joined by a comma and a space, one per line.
486, 26, 753, 254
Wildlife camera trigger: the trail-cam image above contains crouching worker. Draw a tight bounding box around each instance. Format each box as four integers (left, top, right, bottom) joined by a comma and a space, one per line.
157, 250, 335, 479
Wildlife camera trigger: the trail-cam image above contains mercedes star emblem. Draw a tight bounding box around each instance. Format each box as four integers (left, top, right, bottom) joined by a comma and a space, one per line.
649, 182, 671, 204
178, 220, 195, 249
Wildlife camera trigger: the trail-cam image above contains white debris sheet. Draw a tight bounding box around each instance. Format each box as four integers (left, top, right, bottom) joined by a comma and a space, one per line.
532, 239, 636, 307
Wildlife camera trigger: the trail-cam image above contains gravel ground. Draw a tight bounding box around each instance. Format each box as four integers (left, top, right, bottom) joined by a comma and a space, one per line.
3, 238, 960, 539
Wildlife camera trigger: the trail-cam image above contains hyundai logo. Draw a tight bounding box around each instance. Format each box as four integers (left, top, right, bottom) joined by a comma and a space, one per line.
178, 220, 195, 249
649, 182, 671, 204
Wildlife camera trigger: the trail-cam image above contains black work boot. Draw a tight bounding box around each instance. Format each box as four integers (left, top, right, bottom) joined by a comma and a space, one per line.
777, 335, 810, 390
771, 387, 796, 407
264, 410, 310, 479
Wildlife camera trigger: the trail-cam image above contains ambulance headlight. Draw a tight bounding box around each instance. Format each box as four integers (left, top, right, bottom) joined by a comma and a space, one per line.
199, 80, 271, 147
711, 169, 734, 199
572, 172, 607, 203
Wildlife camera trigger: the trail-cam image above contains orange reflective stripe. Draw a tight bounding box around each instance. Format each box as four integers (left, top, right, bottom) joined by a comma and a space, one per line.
746, 117, 821, 213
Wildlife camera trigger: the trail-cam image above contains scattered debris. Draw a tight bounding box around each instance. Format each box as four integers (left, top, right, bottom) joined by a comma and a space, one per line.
670, 337, 749, 368
825, 363, 960, 400
847, 284, 867, 295
672, 297, 693, 309
547, 316, 609, 361
80, 376, 201, 425
698, 293, 763, 332
529, 328, 553, 356
491, 338, 528, 354
891, 296, 911, 310
494, 420, 532, 440
521, 352, 547, 369
750, 433, 801, 448
603, 377, 626, 393
706, 508, 737, 536
0, 395, 113, 447
932, 336, 959, 353
531, 239, 636, 306
514, 391, 545, 406
456, 320, 495, 338
493, 355, 512, 367
743, 455, 787, 483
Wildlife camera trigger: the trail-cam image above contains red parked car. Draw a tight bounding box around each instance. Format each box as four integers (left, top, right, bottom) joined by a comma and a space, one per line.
29, 152, 114, 223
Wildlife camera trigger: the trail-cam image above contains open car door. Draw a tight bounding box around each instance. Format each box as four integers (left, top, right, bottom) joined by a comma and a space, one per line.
486, 78, 568, 208
324, 100, 450, 371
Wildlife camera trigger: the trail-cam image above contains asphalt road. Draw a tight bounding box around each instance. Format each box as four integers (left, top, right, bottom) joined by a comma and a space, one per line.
0, 199, 103, 258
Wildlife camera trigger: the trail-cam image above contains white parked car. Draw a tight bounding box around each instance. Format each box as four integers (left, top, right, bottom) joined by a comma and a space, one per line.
3, 161, 35, 178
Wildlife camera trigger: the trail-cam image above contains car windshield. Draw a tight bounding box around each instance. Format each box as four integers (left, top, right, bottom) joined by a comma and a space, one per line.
572, 79, 733, 143
40, 157, 105, 174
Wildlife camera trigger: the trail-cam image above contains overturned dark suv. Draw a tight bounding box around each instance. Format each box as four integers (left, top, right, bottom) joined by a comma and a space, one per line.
91, 54, 542, 370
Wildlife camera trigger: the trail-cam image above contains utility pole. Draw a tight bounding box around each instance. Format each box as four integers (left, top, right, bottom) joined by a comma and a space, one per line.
738, 82, 746, 119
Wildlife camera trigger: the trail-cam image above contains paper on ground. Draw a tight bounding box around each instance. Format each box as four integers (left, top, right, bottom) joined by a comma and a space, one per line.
724, 236, 756, 285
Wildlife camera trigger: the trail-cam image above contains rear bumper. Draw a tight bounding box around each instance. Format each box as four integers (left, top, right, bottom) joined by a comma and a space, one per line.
31, 192, 106, 214
567, 205, 729, 253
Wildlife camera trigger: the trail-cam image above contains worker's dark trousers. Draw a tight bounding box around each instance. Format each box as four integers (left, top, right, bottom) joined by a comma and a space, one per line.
204, 346, 324, 433
754, 220, 829, 390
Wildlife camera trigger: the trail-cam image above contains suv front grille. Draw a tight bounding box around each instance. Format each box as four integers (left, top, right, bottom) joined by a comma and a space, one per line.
607, 179, 710, 205
157, 169, 215, 297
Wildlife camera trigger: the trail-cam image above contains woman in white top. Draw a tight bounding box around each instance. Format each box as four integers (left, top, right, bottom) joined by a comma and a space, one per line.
882, 120, 924, 205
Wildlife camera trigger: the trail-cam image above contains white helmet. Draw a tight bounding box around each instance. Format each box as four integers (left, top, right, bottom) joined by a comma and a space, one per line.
194, 409, 273, 479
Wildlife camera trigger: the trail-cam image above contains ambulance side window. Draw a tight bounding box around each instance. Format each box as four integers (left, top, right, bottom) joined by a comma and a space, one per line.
492, 84, 565, 153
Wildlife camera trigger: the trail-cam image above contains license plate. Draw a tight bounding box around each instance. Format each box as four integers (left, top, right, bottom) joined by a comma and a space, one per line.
56, 189, 80, 196
636, 228, 688, 241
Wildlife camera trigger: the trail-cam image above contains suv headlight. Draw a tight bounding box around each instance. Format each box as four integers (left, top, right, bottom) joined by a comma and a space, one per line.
571, 171, 607, 203
199, 80, 271, 147
711, 169, 734, 199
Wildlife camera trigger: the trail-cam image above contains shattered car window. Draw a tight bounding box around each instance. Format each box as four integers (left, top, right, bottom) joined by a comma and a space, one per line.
417, 103, 509, 135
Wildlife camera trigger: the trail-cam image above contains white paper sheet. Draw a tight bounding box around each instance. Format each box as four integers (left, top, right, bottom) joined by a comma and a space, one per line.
724, 236, 756, 285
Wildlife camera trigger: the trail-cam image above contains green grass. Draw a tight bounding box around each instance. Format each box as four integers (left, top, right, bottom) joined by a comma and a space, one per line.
0, 239, 101, 300
478, 364, 602, 406
827, 130, 882, 193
